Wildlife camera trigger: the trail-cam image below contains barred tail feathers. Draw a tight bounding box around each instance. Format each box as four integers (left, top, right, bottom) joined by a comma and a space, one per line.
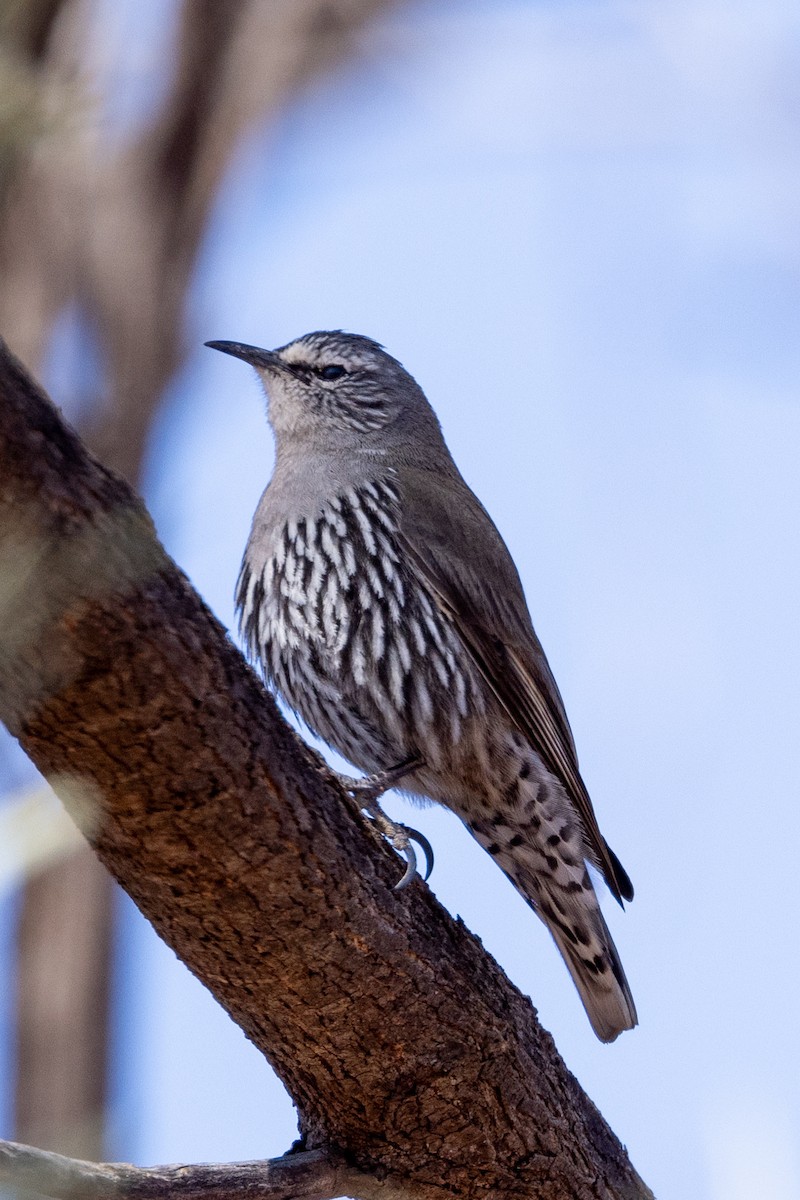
541, 891, 637, 1043
468, 797, 637, 1042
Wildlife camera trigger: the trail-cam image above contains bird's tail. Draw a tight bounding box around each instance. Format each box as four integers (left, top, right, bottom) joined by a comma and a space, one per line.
540, 889, 637, 1043
468, 813, 637, 1042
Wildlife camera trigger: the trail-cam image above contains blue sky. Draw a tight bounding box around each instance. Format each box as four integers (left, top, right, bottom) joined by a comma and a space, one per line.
3, 2, 800, 1197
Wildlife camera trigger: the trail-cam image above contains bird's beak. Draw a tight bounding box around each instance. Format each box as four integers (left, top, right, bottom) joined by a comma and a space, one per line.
205, 340, 286, 373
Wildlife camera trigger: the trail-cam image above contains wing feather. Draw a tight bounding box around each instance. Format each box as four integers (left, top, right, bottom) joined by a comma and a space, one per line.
395, 466, 633, 905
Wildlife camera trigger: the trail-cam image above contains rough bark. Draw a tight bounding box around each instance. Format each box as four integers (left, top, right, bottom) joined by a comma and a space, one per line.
0, 343, 652, 1199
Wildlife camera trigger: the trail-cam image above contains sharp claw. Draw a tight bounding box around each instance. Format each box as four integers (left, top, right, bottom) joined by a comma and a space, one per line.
410, 827, 435, 882
362, 809, 434, 890
346, 756, 433, 890
388, 824, 434, 889
393, 841, 418, 891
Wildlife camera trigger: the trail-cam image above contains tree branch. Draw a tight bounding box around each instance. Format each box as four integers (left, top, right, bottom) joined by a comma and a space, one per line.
0, 1138, 367, 1200
0, 339, 652, 1200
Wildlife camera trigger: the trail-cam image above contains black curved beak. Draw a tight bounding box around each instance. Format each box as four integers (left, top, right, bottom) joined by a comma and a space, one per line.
205, 340, 284, 371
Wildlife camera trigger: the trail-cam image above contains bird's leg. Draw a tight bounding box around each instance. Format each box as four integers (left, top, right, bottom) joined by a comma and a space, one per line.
333, 754, 434, 890
334, 754, 421, 804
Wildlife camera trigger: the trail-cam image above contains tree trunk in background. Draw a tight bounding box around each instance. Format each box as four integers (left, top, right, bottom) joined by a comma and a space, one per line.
0, 0, 400, 1159
14, 857, 113, 1159
2, 1, 114, 1161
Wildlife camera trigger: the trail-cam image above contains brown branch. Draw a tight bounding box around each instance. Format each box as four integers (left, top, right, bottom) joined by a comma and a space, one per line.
0, 340, 653, 1200
0, 1138, 372, 1200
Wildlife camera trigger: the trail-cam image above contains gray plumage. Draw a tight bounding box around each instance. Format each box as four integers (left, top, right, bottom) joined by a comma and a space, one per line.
207, 330, 637, 1042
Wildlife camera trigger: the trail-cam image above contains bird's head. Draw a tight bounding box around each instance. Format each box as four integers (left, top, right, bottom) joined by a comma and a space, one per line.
206, 330, 442, 454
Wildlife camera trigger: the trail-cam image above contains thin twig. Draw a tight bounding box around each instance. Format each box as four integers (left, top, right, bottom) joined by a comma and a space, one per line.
0, 1139, 355, 1200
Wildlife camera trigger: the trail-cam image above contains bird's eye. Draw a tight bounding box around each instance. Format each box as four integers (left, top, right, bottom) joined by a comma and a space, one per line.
318, 364, 345, 381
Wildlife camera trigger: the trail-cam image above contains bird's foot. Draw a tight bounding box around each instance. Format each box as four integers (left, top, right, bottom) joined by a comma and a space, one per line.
334, 755, 434, 890
363, 805, 435, 890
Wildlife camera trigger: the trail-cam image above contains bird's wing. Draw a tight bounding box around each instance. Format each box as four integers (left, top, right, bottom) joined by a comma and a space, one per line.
395, 463, 633, 905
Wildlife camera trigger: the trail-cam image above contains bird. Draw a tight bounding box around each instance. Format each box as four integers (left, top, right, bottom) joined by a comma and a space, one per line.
206, 330, 637, 1042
